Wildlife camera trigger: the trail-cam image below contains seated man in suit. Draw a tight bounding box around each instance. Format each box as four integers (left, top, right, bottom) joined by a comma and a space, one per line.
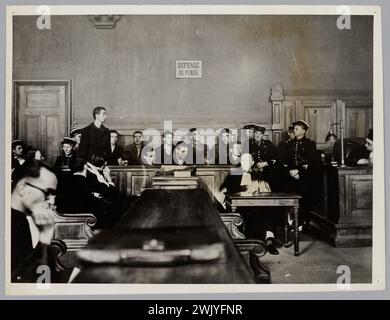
228, 139, 242, 166
107, 130, 124, 166
122, 130, 145, 165
217, 153, 280, 255
188, 128, 209, 165
11, 159, 59, 282
154, 131, 175, 165
209, 128, 232, 164
346, 129, 373, 166
70, 129, 82, 155
173, 141, 192, 165
12, 140, 26, 170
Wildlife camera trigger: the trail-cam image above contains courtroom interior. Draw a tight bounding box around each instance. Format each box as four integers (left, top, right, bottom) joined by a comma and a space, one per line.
10, 14, 373, 284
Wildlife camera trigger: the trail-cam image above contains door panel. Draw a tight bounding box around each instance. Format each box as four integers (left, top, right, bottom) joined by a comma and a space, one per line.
14, 81, 69, 165
302, 101, 336, 143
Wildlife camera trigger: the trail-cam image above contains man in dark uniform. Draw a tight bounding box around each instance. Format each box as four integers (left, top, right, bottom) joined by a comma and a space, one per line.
283, 120, 320, 229
249, 125, 281, 190
78, 106, 111, 162
277, 125, 295, 162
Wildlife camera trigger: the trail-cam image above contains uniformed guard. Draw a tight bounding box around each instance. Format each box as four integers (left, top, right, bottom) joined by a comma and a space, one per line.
277, 124, 295, 163
248, 125, 281, 190
284, 120, 320, 229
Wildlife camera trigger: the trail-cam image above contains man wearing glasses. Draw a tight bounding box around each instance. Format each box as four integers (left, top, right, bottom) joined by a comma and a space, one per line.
11, 159, 58, 282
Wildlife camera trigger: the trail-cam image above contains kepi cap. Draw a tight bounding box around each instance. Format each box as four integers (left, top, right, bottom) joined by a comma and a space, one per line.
70, 129, 82, 138
292, 120, 309, 131
61, 137, 76, 146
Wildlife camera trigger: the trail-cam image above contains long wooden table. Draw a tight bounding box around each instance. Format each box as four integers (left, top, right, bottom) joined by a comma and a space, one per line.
73, 188, 254, 283
227, 193, 301, 256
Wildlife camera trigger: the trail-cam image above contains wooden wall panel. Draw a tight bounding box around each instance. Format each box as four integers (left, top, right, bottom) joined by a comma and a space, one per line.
345, 104, 373, 138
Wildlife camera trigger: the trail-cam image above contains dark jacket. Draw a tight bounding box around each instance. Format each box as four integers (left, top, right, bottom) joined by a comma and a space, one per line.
154, 144, 175, 165
346, 145, 371, 166
250, 139, 276, 164
11, 208, 60, 283
122, 142, 145, 165
78, 123, 111, 162
107, 145, 124, 166
283, 136, 321, 188
54, 153, 77, 169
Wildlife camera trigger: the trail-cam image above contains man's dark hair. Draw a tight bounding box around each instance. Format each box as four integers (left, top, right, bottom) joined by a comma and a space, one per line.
189, 128, 198, 133
12, 160, 56, 191
110, 130, 119, 136
70, 157, 86, 173
92, 106, 106, 120
12, 140, 24, 150
163, 131, 173, 138
90, 153, 107, 168
133, 130, 143, 137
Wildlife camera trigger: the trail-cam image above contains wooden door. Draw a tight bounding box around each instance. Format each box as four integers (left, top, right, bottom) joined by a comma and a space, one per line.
14, 81, 70, 165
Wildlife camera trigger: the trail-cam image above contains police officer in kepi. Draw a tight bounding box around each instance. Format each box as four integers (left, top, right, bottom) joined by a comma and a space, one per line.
249, 125, 281, 191
283, 120, 321, 230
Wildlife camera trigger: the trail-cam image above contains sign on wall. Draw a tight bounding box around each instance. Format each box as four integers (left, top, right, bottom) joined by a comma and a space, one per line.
176, 60, 202, 79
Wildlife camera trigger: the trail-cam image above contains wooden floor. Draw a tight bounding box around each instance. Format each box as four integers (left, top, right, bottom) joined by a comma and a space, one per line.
261, 233, 372, 284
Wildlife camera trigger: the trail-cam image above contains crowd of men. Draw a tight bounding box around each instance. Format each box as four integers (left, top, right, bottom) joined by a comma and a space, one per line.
11, 105, 374, 281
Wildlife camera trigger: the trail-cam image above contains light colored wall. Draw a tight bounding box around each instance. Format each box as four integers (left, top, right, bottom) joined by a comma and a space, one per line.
13, 15, 373, 132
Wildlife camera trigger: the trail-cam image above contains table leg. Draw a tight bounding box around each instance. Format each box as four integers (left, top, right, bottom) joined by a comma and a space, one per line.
294, 204, 299, 256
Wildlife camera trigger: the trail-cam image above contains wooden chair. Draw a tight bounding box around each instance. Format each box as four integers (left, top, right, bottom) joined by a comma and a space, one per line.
219, 212, 271, 283
52, 211, 97, 270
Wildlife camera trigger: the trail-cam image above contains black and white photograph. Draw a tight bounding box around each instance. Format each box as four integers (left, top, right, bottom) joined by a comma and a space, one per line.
4, 5, 385, 294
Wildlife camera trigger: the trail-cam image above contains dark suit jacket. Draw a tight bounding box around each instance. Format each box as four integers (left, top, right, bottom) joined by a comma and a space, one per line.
11, 208, 34, 276
154, 144, 175, 165
122, 143, 145, 165
54, 153, 77, 169
107, 145, 124, 165
78, 123, 111, 162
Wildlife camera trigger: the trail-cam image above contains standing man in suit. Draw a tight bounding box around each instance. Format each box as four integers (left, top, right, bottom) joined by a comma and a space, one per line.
283, 120, 320, 229
11, 160, 58, 282
78, 106, 111, 162
122, 131, 145, 165
107, 130, 123, 166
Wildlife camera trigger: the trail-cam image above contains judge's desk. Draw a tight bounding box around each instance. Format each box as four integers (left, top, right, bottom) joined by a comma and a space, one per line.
73, 188, 255, 283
